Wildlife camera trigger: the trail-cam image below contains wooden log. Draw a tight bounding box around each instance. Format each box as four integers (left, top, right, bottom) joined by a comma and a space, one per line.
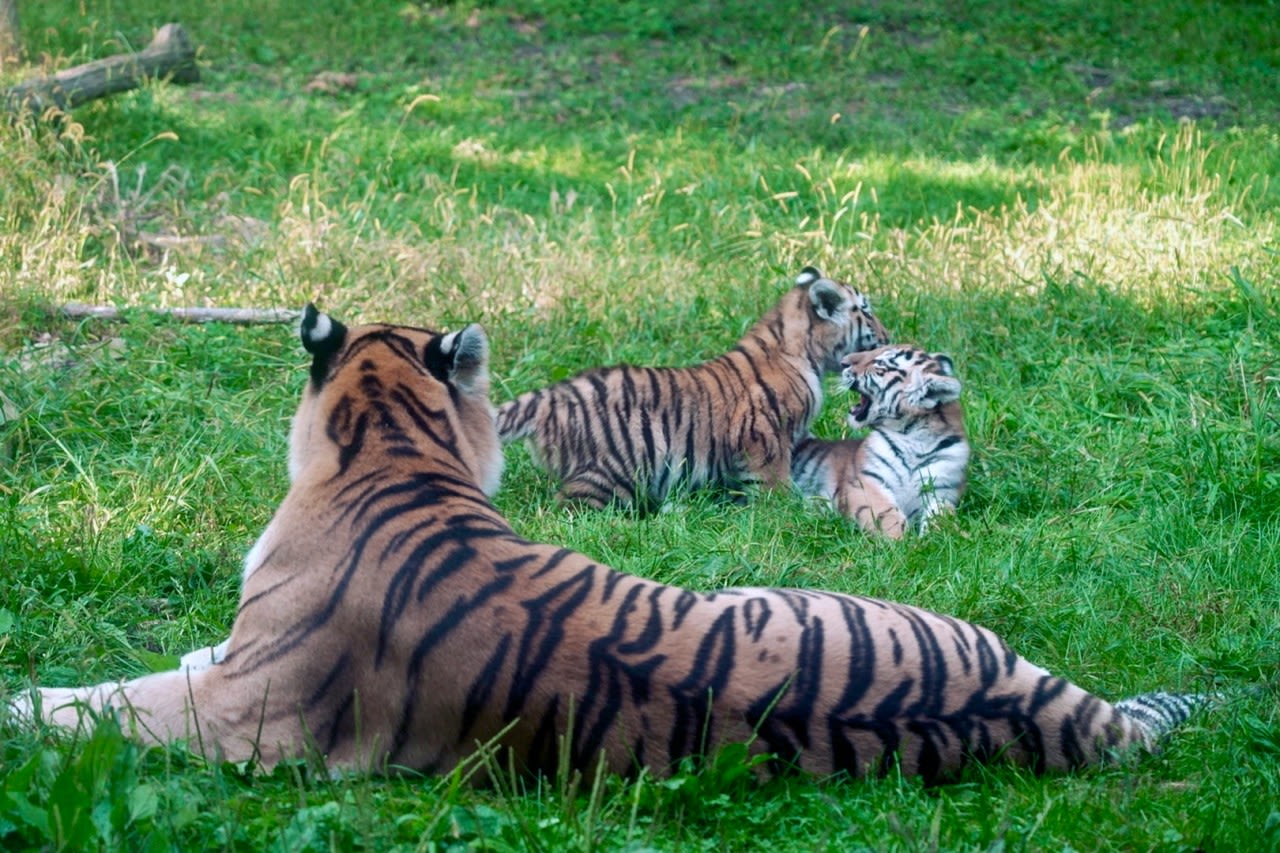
4, 23, 198, 116
60, 303, 301, 325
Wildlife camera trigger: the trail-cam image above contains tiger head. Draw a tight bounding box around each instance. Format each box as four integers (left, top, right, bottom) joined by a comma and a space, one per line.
841, 344, 962, 428
287, 304, 504, 496
793, 266, 890, 372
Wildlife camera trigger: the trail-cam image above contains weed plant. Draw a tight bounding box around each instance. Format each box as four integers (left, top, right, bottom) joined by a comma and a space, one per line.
1, 1, 1278, 850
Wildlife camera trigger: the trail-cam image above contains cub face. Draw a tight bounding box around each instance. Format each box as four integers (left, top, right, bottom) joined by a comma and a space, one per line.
287, 304, 503, 496
794, 266, 891, 372
841, 345, 961, 428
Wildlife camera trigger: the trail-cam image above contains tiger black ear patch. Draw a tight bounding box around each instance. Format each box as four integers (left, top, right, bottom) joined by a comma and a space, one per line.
808, 278, 853, 322
300, 303, 348, 387
917, 360, 962, 406
795, 266, 823, 287
424, 324, 489, 391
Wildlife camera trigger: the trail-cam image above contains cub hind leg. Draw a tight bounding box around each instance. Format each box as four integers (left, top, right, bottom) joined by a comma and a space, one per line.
559, 464, 645, 509
740, 433, 793, 492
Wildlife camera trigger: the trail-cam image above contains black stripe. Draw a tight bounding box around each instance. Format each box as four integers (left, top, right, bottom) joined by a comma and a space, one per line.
747, 610, 823, 765
667, 607, 738, 761
503, 567, 597, 720
459, 633, 513, 741
742, 597, 772, 642
574, 582, 669, 766
391, 571, 517, 758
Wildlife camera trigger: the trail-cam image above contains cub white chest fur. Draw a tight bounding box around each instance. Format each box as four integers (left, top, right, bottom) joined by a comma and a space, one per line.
857, 419, 969, 528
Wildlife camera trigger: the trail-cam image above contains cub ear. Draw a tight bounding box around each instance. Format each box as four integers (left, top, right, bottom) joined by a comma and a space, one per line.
917, 365, 962, 406
795, 266, 823, 287
299, 303, 348, 386
808, 278, 853, 322
427, 324, 489, 392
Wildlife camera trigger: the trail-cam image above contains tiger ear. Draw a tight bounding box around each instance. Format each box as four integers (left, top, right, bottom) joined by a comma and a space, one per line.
795, 266, 823, 287
300, 303, 348, 386
807, 277, 853, 322
429, 324, 489, 392
917, 365, 962, 406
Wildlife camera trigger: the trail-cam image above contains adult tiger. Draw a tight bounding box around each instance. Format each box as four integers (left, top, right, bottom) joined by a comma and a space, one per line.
12, 308, 1208, 784
495, 267, 890, 510
793, 345, 970, 538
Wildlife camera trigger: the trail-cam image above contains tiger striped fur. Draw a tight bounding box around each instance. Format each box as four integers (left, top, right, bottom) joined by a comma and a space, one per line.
793, 345, 970, 538
495, 267, 890, 510
12, 309, 1210, 784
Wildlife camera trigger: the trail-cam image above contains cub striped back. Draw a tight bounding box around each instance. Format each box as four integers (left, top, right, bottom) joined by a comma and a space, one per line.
14, 309, 1212, 786
793, 344, 969, 538
496, 266, 890, 509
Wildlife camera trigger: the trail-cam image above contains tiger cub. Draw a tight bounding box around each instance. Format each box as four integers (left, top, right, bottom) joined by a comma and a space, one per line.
13, 308, 1210, 784
792, 344, 969, 538
496, 267, 890, 510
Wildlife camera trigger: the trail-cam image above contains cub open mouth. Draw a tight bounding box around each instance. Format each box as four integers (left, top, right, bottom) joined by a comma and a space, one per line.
849, 392, 872, 422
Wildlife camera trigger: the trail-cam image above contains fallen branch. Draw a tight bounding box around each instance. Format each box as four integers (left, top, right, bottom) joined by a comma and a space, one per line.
60, 303, 301, 325
4, 23, 198, 116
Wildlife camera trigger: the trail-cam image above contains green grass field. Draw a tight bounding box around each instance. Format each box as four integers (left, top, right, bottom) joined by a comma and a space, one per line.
2, 1, 1278, 849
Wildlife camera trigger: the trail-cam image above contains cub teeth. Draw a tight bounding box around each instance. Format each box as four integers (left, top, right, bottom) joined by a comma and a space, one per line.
849, 392, 872, 422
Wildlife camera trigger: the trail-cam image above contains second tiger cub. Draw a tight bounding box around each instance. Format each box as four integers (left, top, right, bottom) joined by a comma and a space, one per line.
497, 267, 889, 510
792, 345, 969, 538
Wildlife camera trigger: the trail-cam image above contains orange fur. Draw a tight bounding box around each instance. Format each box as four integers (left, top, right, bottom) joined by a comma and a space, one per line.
496, 267, 890, 509
793, 345, 969, 538
12, 313, 1206, 783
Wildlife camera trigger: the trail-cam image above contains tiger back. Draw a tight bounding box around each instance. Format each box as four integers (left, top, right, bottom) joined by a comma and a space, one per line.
15, 310, 1208, 785
495, 266, 890, 510
792, 345, 970, 538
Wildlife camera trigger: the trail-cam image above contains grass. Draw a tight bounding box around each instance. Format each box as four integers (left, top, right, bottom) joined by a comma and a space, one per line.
1, 0, 1278, 849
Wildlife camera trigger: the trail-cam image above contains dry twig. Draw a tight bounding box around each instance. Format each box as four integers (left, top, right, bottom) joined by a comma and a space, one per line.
60, 303, 300, 325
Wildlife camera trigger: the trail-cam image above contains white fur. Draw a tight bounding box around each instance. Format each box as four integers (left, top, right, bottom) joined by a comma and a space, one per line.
179, 639, 229, 671
860, 425, 970, 532
308, 312, 333, 343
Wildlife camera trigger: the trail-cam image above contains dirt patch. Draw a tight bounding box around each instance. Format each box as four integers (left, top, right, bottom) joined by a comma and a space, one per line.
1071, 64, 1240, 127
304, 71, 361, 95
1110, 91, 1234, 129
1069, 63, 1118, 91
667, 74, 749, 109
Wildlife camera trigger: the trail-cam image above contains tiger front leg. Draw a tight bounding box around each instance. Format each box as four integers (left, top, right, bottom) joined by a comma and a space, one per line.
837, 479, 908, 539
11, 671, 207, 745
742, 435, 793, 492
10, 669, 267, 763
917, 492, 955, 535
